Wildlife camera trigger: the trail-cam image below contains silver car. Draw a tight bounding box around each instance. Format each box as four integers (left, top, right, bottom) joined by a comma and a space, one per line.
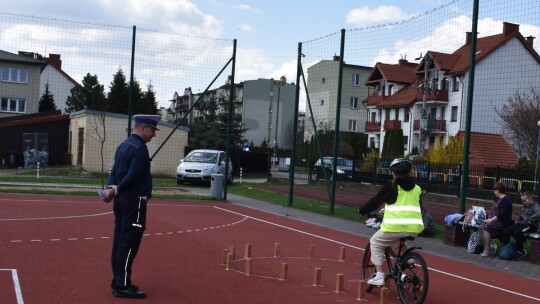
176, 149, 233, 185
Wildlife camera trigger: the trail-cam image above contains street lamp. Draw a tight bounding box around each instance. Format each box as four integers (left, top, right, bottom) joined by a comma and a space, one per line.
534, 120, 540, 192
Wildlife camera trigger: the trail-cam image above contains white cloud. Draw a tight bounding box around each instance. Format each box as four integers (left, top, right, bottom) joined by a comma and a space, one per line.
346, 6, 412, 27
96, 0, 222, 37
235, 48, 275, 81
237, 24, 253, 32
232, 4, 259, 13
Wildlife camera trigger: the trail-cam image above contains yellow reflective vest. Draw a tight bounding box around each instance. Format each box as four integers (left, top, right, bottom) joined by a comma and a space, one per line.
380, 184, 424, 233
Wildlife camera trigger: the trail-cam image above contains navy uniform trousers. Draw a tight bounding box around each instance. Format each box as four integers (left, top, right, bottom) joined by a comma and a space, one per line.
111, 195, 148, 288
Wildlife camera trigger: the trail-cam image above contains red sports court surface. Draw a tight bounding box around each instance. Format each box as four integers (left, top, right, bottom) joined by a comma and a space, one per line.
1, 193, 540, 304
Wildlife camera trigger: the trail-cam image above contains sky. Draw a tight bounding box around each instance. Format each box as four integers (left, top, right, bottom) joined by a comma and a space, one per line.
2, 0, 539, 110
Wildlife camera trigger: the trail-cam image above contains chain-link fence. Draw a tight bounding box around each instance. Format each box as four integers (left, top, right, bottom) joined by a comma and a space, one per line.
290, 0, 540, 213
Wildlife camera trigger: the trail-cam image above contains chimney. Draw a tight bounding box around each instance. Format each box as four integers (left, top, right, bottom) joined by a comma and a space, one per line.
466, 32, 472, 45
526, 36, 535, 47
503, 22, 519, 37
398, 58, 408, 66
48, 54, 62, 70
333, 55, 340, 61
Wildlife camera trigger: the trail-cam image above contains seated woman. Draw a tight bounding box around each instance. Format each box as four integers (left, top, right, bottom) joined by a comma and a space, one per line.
479, 182, 513, 257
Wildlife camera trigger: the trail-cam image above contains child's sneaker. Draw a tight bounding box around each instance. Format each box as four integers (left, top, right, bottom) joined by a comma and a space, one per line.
516, 249, 527, 260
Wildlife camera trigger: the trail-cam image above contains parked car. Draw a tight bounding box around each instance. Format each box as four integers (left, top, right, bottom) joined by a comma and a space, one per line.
312, 157, 358, 180
176, 149, 233, 185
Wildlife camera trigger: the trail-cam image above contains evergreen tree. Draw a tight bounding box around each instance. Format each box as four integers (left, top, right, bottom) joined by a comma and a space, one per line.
188, 95, 246, 150
65, 73, 106, 113
38, 82, 57, 112
107, 67, 129, 114
139, 83, 159, 114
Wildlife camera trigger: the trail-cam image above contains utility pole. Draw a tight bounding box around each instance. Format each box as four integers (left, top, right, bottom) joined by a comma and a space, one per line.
416, 54, 432, 156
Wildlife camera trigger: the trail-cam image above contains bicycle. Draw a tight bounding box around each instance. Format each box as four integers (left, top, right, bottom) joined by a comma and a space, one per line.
361, 235, 429, 304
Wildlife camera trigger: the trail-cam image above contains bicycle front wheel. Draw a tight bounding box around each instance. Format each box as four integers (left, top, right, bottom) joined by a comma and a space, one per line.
360, 243, 376, 293
397, 251, 429, 304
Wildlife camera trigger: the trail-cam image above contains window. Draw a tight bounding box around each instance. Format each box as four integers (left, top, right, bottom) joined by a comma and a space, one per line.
388, 84, 394, 96
352, 74, 360, 86
404, 107, 410, 122
2, 67, 28, 83
442, 77, 449, 91
394, 108, 399, 120
320, 99, 324, 106
349, 120, 357, 131
370, 137, 376, 148
452, 76, 459, 91
451, 106, 458, 122
1, 98, 26, 113
322, 77, 325, 84
350, 97, 358, 109
440, 107, 446, 119
403, 136, 408, 150
370, 111, 376, 122
432, 78, 439, 90
385, 108, 391, 120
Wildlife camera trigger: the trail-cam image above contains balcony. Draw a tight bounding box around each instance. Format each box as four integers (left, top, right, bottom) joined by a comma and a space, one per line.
365, 121, 381, 132
413, 118, 447, 132
384, 119, 401, 130
365, 95, 384, 106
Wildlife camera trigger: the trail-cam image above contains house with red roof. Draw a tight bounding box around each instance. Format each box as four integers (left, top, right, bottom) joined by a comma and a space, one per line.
364, 22, 540, 165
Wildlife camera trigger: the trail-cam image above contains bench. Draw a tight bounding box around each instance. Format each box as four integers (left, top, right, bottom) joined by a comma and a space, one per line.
444, 218, 540, 263
525, 232, 540, 264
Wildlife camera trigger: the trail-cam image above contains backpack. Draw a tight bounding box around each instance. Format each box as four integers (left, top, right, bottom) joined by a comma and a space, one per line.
467, 231, 483, 254
499, 242, 517, 260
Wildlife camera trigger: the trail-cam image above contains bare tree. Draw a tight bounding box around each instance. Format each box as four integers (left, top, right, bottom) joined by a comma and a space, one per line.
495, 87, 540, 159
86, 110, 107, 187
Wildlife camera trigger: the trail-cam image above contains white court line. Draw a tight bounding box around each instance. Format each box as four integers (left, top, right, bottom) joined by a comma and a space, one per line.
0, 269, 24, 304
0, 212, 112, 221
213, 206, 540, 302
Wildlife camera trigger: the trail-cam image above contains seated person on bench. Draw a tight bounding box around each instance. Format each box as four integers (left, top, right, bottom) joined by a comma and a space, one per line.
501, 191, 540, 259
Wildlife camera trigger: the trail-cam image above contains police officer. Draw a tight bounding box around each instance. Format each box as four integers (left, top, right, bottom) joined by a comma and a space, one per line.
107, 114, 160, 298
358, 158, 424, 286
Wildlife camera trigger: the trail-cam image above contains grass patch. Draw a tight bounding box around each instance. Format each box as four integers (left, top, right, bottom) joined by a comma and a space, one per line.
227, 183, 364, 222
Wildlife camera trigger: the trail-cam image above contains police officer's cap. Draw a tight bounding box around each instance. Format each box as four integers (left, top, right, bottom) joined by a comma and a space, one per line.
134, 114, 160, 130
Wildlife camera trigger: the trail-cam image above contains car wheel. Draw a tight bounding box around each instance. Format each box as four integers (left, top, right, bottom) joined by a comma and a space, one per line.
176, 180, 183, 185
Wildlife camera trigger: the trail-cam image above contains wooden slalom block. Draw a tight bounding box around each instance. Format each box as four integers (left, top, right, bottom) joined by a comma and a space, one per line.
313, 268, 322, 286
279, 262, 288, 280
335, 273, 344, 293
244, 243, 252, 258
274, 243, 281, 257
229, 245, 236, 260
357, 280, 368, 301
308, 244, 315, 258
226, 253, 233, 270
245, 258, 253, 275
380, 287, 389, 304
339, 247, 346, 261
222, 249, 229, 265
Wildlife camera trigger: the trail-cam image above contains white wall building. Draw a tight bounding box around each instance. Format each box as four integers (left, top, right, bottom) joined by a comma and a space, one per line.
364, 22, 540, 157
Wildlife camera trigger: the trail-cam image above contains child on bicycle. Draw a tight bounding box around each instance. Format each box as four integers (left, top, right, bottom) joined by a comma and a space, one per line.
358, 158, 424, 286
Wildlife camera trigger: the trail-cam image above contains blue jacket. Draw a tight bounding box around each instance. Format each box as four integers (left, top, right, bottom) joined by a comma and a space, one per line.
108, 134, 153, 198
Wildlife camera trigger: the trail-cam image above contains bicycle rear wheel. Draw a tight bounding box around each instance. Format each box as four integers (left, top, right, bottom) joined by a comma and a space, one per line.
397, 251, 429, 304
360, 243, 376, 292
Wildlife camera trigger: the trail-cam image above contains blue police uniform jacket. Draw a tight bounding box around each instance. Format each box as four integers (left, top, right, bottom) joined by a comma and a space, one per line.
108, 134, 153, 198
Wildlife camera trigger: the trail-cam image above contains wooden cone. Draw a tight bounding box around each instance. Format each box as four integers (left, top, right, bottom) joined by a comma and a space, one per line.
357, 280, 368, 301
274, 243, 281, 257
245, 258, 253, 275
244, 243, 252, 258
313, 268, 322, 286
335, 273, 344, 293
380, 287, 389, 304
222, 249, 229, 265
339, 247, 346, 261
226, 253, 233, 270
308, 244, 315, 258
229, 245, 236, 260
279, 262, 288, 280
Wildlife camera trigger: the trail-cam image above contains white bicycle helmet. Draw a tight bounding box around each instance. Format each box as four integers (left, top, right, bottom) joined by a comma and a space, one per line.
389, 158, 412, 174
